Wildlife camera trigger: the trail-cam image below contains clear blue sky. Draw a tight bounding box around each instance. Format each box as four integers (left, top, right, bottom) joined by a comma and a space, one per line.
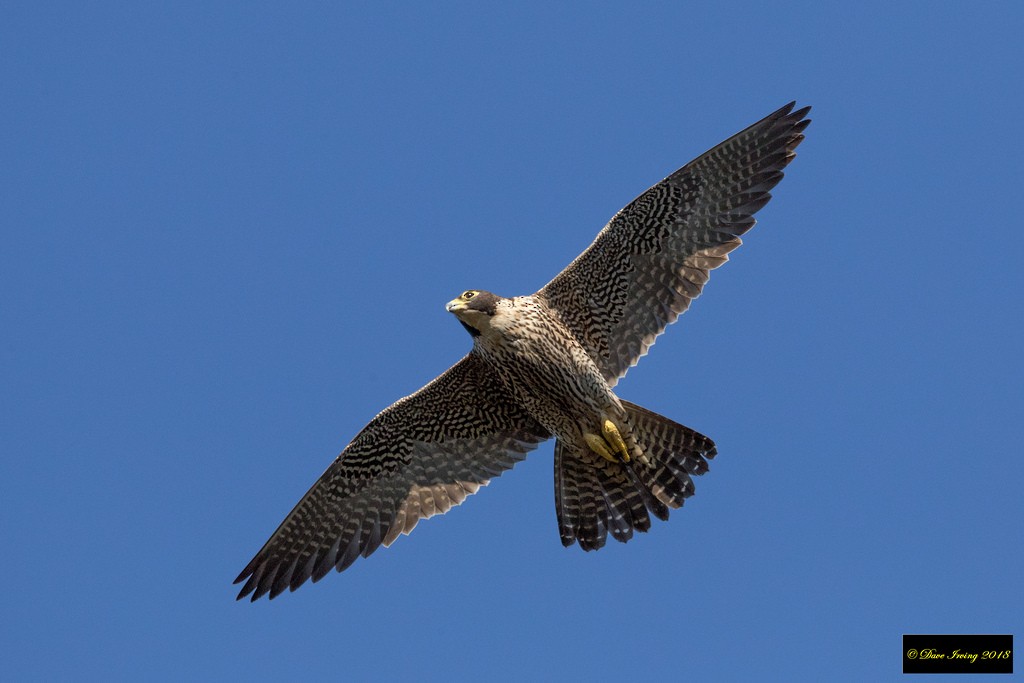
3, 2, 1021, 680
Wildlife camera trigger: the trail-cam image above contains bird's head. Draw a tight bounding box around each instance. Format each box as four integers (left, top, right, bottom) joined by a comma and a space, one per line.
446, 290, 502, 338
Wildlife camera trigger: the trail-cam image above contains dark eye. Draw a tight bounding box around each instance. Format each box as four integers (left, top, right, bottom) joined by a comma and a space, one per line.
462, 290, 477, 299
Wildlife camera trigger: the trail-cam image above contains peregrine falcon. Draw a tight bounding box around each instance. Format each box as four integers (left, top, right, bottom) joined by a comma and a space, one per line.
235, 102, 810, 601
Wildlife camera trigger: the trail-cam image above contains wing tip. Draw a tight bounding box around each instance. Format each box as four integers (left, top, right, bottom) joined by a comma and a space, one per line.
769, 102, 812, 141
777, 101, 811, 118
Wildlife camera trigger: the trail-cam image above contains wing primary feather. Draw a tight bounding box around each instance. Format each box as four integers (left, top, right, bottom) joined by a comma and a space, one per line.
537, 102, 810, 383
234, 354, 549, 599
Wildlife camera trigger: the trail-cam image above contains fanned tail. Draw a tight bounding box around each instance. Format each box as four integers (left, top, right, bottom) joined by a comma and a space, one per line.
554, 400, 717, 550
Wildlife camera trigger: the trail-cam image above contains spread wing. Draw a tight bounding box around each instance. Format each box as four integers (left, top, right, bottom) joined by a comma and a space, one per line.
537, 102, 810, 385
234, 353, 549, 601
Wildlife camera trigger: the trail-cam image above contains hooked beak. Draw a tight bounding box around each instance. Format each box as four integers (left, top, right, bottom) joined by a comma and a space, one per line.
446, 298, 468, 313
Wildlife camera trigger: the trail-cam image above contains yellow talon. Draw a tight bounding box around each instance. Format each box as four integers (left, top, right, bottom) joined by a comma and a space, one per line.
584, 433, 618, 463
603, 419, 631, 462
583, 420, 631, 463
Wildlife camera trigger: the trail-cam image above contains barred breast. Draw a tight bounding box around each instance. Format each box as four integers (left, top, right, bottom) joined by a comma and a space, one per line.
472, 296, 622, 445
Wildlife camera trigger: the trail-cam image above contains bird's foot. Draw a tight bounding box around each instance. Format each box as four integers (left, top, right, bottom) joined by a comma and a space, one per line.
584, 433, 617, 462
602, 419, 631, 463
583, 419, 631, 463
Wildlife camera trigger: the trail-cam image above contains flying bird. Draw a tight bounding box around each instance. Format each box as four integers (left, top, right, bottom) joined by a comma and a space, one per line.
235, 102, 810, 601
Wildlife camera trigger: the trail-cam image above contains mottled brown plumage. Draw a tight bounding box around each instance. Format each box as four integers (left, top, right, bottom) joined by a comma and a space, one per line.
235, 102, 810, 600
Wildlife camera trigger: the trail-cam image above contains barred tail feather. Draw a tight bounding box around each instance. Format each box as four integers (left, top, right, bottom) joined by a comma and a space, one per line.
620, 399, 717, 510
553, 400, 716, 550
554, 440, 652, 550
